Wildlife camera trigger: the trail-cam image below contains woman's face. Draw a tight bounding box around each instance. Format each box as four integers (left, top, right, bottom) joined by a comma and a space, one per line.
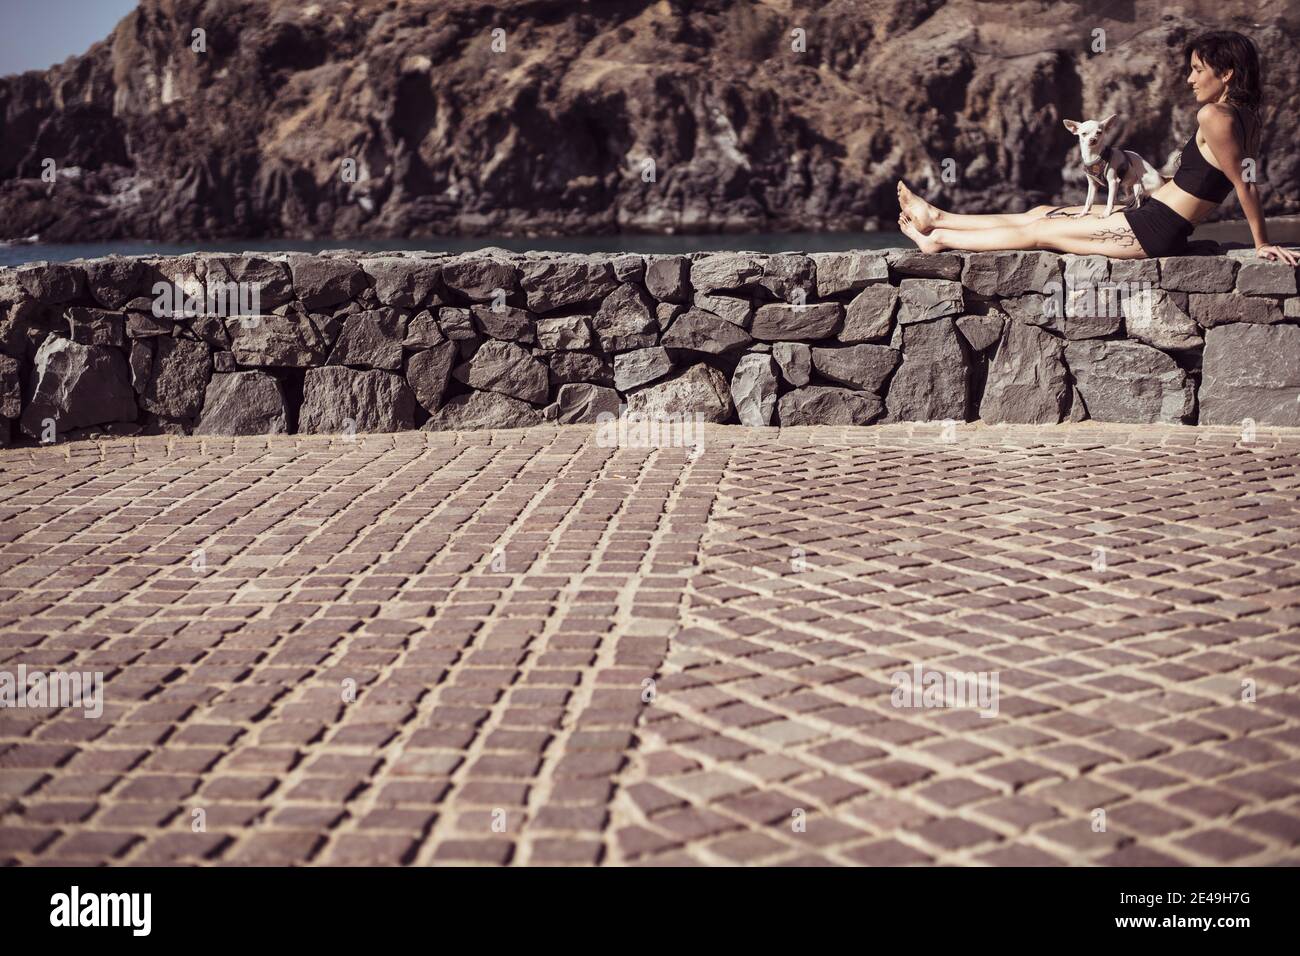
1188, 52, 1230, 104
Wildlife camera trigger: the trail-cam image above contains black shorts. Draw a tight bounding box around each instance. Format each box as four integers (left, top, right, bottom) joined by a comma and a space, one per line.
1122, 197, 1193, 257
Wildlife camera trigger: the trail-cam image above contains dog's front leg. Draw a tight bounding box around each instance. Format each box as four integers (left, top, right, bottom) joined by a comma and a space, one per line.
1103, 177, 1118, 217
1083, 179, 1096, 214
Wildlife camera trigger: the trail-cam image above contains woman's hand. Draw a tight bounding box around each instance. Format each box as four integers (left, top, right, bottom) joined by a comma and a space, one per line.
1256, 244, 1299, 265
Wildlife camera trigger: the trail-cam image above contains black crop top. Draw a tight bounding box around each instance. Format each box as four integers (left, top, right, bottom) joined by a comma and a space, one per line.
1172, 104, 1242, 203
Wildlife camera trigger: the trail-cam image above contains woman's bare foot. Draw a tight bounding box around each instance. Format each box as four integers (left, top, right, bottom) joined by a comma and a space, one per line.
899, 213, 944, 254
896, 181, 938, 234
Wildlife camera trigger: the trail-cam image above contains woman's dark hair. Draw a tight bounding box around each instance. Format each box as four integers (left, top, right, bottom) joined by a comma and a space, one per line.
1184, 30, 1263, 110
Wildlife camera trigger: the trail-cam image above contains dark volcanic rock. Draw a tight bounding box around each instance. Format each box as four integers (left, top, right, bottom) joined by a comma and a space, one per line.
208, 257, 294, 311
547, 383, 621, 424
299, 366, 416, 433
521, 259, 617, 313
626, 364, 733, 423
360, 257, 441, 308
17, 262, 84, 304
593, 283, 658, 353
0, 353, 22, 418
961, 251, 1059, 296
407, 342, 458, 412
1064, 339, 1195, 424
1200, 324, 1300, 426
810, 344, 899, 393
614, 347, 673, 392
693, 292, 753, 328
328, 309, 406, 369
226, 316, 324, 367
1120, 288, 1202, 351
66, 307, 126, 347
20, 337, 136, 436
979, 321, 1069, 424
810, 252, 889, 297
536, 315, 591, 350
139, 337, 211, 420
772, 342, 811, 386
840, 285, 897, 343
84, 257, 150, 310
472, 304, 538, 345
404, 310, 445, 348
661, 309, 753, 354
778, 386, 884, 426
440, 257, 520, 302
1188, 293, 1284, 328
423, 390, 544, 431
287, 256, 367, 310
437, 307, 476, 340
898, 279, 964, 324
547, 350, 614, 387
452, 340, 548, 404
758, 254, 815, 300
885, 318, 969, 422
690, 254, 764, 294
195, 371, 289, 435
956, 313, 1005, 352
751, 303, 842, 342
730, 353, 779, 426
644, 256, 689, 303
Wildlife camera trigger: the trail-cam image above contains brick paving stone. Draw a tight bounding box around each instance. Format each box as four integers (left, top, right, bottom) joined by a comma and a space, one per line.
2, 423, 1299, 866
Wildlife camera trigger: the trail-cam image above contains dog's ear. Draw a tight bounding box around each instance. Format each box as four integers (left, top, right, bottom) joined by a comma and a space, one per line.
1099, 113, 1119, 130
1063, 119, 1080, 134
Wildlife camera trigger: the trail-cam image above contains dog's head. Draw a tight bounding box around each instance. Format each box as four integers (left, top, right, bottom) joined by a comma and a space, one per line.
1063, 114, 1118, 164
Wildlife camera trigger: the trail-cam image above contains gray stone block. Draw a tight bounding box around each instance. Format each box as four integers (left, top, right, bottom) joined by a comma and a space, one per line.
810, 343, 899, 392
839, 284, 897, 342
886, 317, 968, 422
1235, 261, 1297, 295
299, 366, 416, 433
979, 321, 1068, 424
898, 278, 963, 324
961, 251, 1060, 296
195, 371, 288, 435
730, 353, 779, 426
626, 363, 733, 423
778, 385, 883, 425
1064, 339, 1194, 424
1159, 256, 1236, 292
810, 252, 889, 297
751, 302, 842, 341
772, 342, 811, 386
1199, 323, 1300, 426
1188, 293, 1283, 328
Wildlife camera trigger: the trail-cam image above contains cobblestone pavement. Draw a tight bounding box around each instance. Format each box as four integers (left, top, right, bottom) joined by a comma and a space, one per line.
2, 423, 1299, 866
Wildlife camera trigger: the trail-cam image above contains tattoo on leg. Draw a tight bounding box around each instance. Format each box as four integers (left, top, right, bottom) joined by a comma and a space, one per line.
1088, 227, 1139, 247
1045, 207, 1087, 219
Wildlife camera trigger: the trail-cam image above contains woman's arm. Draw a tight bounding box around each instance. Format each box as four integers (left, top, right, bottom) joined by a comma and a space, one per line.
1199, 104, 1298, 265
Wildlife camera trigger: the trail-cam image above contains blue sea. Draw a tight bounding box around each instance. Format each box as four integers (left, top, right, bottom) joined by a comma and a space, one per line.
0, 231, 908, 267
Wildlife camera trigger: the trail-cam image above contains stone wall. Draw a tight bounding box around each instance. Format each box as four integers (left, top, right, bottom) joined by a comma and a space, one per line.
1, 248, 1298, 445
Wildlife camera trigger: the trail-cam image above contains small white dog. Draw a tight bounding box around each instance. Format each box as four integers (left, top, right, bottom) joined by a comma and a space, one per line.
1063, 114, 1164, 216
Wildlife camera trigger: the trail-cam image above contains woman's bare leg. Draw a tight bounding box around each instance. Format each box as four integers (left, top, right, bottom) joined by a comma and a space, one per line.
897, 181, 1104, 233
897, 208, 1146, 258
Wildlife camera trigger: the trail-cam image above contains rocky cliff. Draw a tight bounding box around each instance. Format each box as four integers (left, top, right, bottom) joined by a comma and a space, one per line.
1, 0, 1297, 242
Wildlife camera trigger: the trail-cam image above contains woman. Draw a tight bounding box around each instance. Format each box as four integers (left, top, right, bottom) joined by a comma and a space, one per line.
896, 31, 1298, 266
